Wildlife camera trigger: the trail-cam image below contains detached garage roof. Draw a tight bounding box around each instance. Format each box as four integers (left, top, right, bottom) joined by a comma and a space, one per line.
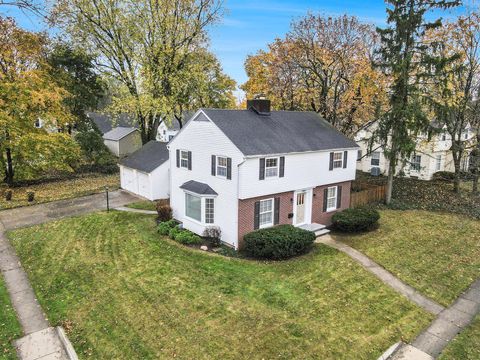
119, 141, 169, 173
103, 127, 138, 141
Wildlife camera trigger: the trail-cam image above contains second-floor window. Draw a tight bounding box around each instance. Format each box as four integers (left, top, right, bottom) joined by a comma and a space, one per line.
216, 156, 228, 177
411, 155, 421, 171
265, 157, 279, 178
371, 152, 380, 166
436, 155, 442, 171
180, 150, 189, 169
333, 152, 343, 168
357, 150, 362, 161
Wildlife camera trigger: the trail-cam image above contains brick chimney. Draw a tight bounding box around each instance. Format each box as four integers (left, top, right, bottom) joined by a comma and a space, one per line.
247, 96, 271, 115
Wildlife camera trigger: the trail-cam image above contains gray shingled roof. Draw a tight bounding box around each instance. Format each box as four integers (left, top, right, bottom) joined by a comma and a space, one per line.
119, 141, 169, 173
201, 109, 358, 156
103, 127, 138, 141
87, 112, 136, 134
180, 180, 218, 195
162, 111, 194, 131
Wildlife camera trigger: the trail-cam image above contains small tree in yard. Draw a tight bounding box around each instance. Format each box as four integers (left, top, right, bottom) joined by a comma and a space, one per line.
375, 0, 460, 204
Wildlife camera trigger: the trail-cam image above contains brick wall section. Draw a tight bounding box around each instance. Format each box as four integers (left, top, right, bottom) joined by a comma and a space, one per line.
238, 191, 294, 248
237, 181, 352, 248
311, 181, 352, 225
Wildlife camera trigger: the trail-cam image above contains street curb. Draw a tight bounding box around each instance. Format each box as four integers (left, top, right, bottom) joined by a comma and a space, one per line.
56, 327, 78, 360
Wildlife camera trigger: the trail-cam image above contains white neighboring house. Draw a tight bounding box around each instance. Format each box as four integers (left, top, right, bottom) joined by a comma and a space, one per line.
168, 99, 359, 249
119, 141, 170, 200
103, 127, 142, 158
355, 121, 475, 180
156, 113, 193, 142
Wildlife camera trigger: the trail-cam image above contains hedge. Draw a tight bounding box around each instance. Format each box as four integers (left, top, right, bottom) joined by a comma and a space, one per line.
243, 225, 315, 260
332, 208, 380, 232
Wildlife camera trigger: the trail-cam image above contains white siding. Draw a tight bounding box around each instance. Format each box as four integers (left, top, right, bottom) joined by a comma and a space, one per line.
150, 162, 170, 199
157, 122, 179, 142
120, 161, 170, 200
238, 149, 357, 199
169, 113, 244, 248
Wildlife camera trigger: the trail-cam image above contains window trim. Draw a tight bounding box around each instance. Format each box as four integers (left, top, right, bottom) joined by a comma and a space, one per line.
180, 150, 189, 169
264, 157, 279, 179
185, 193, 201, 222
184, 191, 216, 225
332, 151, 343, 169
205, 198, 214, 224
259, 198, 274, 228
215, 155, 228, 178
371, 151, 380, 166
326, 186, 338, 212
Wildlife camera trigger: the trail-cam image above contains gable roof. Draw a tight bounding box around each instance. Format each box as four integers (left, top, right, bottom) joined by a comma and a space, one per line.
161, 111, 195, 131
200, 109, 358, 156
119, 141, 169, 173
87, 112, 136, 134
180, 180, 218, 195
103, 127, 138, 141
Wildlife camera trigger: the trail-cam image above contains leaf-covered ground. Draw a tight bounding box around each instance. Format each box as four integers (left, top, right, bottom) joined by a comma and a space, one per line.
355, 172, 480, 219
0, 275, 22, 360
338, 210, 480, 307
8, 211, 432, 360
0, 173, 119, 210
439, 315, 480, 360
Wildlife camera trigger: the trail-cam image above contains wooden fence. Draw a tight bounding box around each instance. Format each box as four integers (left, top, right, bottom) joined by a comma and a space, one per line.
350, 184, 387, 208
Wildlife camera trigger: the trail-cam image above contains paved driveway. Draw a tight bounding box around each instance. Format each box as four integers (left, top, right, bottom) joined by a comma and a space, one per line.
0, 190, 141, 230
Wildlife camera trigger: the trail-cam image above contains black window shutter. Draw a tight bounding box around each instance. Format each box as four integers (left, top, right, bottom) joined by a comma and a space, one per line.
259, 158, 265, 180
337, 186, 342, 209
279, 156, 285, 177
211, 155, 216, 176
227, 158, 232, 180
274, 198, 280, 225
323, 188, 328, 212
254, 201, 260, 230
176, 149, 180, 168
343, 151, 348, 169
329, 152, 334, 171
187, 151, 192, 170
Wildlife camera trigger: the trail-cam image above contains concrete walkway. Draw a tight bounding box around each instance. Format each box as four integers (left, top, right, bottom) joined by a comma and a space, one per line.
0, 190, 141, 359
316, 235, 445, 315
114, 206, 157, 215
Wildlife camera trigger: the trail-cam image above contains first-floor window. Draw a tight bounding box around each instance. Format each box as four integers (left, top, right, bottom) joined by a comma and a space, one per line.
185, 193, 201, 221
411, 155, 421, 171
326, 186, 337, 212
436, 155, 442, 171
205, 198, 214, 224
371, 152, 380, 166
333, 152, 343, 168
259, 198, 274, 228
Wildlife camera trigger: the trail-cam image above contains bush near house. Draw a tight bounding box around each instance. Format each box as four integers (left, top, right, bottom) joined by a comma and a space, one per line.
158, 221, 203, 246
243, 225, 315, 260
157, 220, 177, 236
156, 203, 172, 222
332, 208, 380, 232
174, 231, 203, 245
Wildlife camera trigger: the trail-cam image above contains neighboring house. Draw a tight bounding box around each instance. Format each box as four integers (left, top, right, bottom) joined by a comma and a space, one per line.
168, 99, 358, 249
119, 141, 170, 200
356, 121, 475, 180
103, 127, 142, 157
156, 112, 193, 142
86, 112, 137, 134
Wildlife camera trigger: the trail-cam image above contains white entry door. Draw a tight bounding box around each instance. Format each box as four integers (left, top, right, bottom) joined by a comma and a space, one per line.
294, 191, 307, 225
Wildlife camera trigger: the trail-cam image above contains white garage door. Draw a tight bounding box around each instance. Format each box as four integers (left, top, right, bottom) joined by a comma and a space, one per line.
137, 172, 151, 199
121, 167, 137, 193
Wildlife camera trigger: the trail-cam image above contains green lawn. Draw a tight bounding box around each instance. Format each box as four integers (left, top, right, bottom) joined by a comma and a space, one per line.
0, 275, 21, 360
125, 200, 156, 211
8, 211, 432, 359
338, 210, 480, 307
440, 315, 480, 360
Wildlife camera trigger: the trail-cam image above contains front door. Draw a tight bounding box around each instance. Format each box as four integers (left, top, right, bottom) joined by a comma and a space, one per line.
295, 191, 306, 225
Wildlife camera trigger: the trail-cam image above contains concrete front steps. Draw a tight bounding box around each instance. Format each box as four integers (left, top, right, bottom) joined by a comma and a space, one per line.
299, 223, 330, 237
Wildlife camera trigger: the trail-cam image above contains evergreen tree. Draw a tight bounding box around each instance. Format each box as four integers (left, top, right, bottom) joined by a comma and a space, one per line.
375, 0, 460, 204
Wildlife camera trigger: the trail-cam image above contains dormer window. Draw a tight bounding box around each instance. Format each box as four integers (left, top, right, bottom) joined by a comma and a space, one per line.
265, 157, 279, 178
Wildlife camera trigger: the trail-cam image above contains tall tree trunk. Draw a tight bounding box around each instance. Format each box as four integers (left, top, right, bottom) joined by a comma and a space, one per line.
452, 154, 461, 193
386, 158, 395, 204
5, 147, 14, 186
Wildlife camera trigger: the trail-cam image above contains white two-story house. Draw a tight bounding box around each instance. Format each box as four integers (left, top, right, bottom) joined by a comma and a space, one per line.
168, 99, 359, 249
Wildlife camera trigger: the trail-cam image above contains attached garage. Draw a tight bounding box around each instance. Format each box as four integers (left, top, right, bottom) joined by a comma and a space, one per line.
119, 141, 170, 200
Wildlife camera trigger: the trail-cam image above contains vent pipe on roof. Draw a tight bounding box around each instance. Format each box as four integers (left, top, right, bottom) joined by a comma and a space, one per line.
247, 96, 271, 116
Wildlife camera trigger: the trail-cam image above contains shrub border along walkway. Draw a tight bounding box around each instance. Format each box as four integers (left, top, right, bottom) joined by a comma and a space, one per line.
317, 235, 480, 360
0, 190, 141, 360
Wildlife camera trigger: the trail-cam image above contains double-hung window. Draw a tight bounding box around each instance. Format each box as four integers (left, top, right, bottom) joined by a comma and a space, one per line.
216, 156, 228, 177
265, 157, 279, 178
180, 150, 189, 169
259, 198, 274, 228
326, 187, 337, 212
333, 152, 343, 168
185, 193, 201, 222
411, 155, 421, 171
371, 152, 380, 166
357, 150, 362, 161
205, 198, 214, 224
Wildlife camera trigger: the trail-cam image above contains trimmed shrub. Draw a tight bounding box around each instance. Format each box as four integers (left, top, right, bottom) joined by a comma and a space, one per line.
202, 226, 222, 247
243, 225, 315, 260
332, 208, 380, 232
168, 226, 183, 240
156, 204, 172, 222
175, 231, 203, 245
5, 190, 12, 201
157, 220, 177, 236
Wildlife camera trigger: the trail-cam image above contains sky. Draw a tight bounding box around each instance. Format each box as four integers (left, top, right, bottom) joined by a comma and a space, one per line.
1, 0, 466, 98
